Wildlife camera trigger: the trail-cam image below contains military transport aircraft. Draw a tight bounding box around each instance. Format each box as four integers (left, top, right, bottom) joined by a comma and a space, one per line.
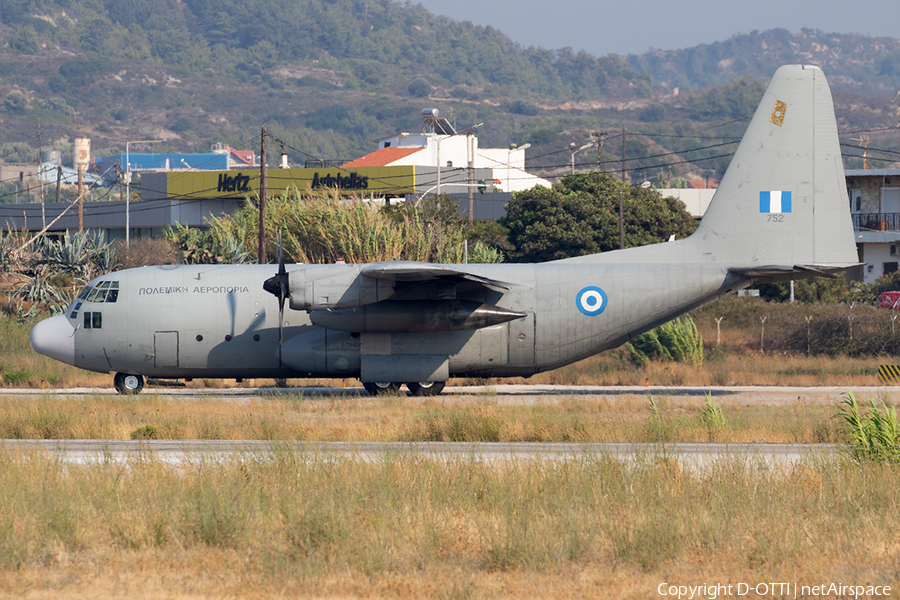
31, 65, 859, 395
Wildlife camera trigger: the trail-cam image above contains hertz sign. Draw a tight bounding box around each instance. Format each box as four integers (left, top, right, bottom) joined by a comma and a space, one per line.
166, 166, 417, 199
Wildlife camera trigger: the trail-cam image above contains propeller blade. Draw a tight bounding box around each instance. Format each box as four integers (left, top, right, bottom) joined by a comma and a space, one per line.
276, 229, 284, 273
261, 229, 288, 346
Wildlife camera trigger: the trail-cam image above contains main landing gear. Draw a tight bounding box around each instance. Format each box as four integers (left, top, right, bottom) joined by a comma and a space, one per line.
114, 372, 144, 395
363, 381, 446, 396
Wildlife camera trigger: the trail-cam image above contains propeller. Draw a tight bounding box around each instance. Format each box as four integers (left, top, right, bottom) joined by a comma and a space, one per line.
262, 230, 288, 346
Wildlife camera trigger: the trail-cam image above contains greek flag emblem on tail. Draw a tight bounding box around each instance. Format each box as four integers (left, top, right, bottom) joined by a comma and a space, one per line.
759, 190, 792, 214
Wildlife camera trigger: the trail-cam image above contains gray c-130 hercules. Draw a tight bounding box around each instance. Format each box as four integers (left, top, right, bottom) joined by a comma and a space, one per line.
31, 65, 860, 395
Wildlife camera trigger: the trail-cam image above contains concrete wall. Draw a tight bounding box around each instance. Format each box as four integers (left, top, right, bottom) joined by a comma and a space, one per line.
0, 198, 243, 240
656, 188, 715, 219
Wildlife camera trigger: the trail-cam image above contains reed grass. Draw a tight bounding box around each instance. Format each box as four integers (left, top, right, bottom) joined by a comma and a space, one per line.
210, 189, 469, 264
837, 390, 900, 462
0, 448, 897, 598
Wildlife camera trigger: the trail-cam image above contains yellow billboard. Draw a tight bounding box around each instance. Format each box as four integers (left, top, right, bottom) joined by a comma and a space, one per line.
165, 166, 418, 199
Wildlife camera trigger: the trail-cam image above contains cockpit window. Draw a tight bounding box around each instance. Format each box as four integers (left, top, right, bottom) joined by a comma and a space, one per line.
79, 281, 119, 304
68, 302, 82, 321
83, 311, 102, 329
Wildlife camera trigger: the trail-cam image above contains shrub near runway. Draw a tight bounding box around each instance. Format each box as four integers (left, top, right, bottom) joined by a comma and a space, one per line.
0, 448, 898, 597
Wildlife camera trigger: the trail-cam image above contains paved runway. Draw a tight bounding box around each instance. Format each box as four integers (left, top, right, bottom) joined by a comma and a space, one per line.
0, 383, 896, 405
0, 438, 842, 467
0, 384, 900, 406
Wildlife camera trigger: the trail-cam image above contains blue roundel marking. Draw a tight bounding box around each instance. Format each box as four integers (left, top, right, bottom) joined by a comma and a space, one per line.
576, 286, 608, 317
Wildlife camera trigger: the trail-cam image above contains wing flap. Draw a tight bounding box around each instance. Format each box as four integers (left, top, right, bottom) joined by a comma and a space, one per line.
361, 262, 510, 291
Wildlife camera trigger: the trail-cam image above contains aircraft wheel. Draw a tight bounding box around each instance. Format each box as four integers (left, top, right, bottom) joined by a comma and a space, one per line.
406, 381, 446, 397
363, 382, 401, 395
114, 372, 144, 395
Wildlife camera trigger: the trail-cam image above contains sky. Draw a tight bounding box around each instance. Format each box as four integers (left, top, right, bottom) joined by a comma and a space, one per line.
409, 0, 900, 56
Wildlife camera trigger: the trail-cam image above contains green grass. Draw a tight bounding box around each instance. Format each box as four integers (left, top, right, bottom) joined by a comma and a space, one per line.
837, 390, 900, 462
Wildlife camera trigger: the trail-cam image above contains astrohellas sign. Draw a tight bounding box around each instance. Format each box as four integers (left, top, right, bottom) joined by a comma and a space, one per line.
165, 166, 418, 198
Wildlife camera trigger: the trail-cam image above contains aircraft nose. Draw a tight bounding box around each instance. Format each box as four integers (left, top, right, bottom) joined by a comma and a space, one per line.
30, 314, 76, 366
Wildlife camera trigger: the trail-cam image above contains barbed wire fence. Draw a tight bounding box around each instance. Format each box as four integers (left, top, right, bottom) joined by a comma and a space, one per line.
696, 306, 900, 358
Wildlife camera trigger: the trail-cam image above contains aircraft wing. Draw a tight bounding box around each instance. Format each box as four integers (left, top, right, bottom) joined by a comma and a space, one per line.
361, 262, 510, 291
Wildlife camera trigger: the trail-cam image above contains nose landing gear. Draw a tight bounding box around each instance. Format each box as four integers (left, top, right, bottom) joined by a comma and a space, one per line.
114, 372, 144, 395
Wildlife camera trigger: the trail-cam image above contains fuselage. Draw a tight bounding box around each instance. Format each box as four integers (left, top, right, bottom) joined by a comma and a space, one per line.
31, 259, 738, 382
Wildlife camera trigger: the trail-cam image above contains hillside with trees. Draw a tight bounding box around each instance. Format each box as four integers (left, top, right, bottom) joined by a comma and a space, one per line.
0, 0, 897, 187
629, 28, 900, 96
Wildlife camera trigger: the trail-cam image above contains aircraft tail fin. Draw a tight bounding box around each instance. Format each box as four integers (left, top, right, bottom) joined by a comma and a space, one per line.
691, 64, 857, 270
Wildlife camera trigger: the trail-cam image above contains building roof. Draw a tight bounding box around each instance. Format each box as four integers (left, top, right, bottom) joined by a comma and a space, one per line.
845, 169, 900, 178
229, 149, 255, 166
341, 147, 424, 168
686, 179, 720, 189
857, 230, 900, 243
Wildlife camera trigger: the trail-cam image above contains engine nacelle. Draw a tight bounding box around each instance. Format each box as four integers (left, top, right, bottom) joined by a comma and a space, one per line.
287, 265, 394, 311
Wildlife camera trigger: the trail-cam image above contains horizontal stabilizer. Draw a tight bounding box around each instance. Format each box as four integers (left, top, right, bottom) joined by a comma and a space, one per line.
729, 263, 862, 282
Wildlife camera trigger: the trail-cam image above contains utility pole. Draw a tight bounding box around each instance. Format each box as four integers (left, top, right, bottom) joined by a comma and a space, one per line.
125, 139, 161, 247
619, 127, 626, 249
467, 132, 474, 223
259, 125, 268, 264
592, 131, 608, 171
77, 167, 83, 232
619, 188, 624, 250
55, 166, 61, 204
37, 120, 45, 230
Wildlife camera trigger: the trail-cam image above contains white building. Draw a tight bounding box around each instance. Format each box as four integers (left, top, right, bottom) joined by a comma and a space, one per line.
845, 169, 900, 283
342, 109, 551, 194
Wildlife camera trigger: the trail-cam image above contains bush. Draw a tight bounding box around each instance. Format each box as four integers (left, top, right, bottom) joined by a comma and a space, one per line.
837, 391, 900, 463
115, 238, 181, 269
130, 425, 159, 440
164, 224, 250, 265
407, 78, 432, 97
622, 316, 704, 367
2, 370, 31, 385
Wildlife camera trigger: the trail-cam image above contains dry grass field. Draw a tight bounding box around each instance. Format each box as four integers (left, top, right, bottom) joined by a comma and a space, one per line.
0, 390, 851, 444
0, 448, 898, 599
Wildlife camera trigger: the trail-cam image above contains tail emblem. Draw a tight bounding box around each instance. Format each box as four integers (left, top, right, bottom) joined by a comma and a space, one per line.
770, 100, 787, 126
759, 190, 792, 214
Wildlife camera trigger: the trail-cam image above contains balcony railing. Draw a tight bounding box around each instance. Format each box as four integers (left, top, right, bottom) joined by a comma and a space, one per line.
852, 213, 900, 231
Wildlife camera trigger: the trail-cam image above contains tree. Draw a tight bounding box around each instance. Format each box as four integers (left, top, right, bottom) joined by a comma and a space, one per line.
408, 78, 432, 97
2, 90, 29, 114
501, 172, 698, 262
